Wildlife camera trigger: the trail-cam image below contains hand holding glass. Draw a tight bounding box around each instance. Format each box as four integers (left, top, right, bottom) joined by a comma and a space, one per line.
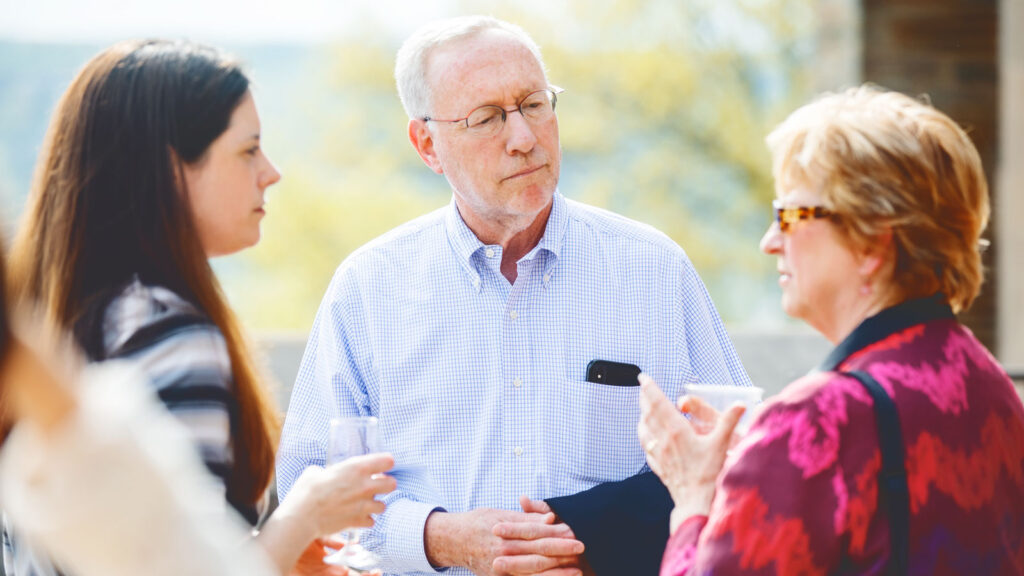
681, 384, 764, 435
325, 417, 385, 572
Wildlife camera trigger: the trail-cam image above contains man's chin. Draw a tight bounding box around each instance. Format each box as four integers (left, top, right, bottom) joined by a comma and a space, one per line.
513, 194, 554, 224
513, 183, 556, 211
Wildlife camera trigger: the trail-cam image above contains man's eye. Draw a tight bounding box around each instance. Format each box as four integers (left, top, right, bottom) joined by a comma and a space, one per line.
472, 113, 499, 127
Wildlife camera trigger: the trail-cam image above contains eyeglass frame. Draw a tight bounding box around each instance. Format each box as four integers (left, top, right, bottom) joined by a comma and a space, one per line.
772, 200, 835, 233
422, 86, 565, 136
771, 200, 991, 253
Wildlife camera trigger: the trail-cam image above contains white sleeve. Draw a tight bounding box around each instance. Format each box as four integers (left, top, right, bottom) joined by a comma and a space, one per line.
0, 362, 278, 576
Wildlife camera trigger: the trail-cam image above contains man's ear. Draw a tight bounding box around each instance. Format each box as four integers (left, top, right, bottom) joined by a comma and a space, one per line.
408, 119, 444, 175
858, 228, 894, 279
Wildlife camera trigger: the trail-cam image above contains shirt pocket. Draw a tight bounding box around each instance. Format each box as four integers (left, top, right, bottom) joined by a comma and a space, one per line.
544, 379, 646, 485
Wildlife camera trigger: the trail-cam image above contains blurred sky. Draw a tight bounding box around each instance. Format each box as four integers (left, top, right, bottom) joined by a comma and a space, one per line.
0, 0, 780, 53
0, 0, 455, 44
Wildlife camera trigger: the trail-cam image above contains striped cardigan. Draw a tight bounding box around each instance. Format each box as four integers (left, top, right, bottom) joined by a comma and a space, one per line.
3, 279, 261, 576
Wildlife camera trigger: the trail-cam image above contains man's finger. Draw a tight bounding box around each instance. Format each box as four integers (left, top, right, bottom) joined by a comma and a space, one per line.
500, 537, 585, 557
497, 536, 585, 557
520, 511, 555, 524
534, 570, 583, 576
494, 521, 577, 541
520, 495, 552, 515
493, 553, 580, 574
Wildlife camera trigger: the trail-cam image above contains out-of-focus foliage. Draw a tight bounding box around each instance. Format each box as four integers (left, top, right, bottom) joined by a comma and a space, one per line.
224, 0, 819, 331
222, 37, 452, 329
0, 43, 102, 231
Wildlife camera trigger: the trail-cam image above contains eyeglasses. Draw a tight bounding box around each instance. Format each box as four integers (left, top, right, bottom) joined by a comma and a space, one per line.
773, 200, 834, 233
423, 86, 564, 138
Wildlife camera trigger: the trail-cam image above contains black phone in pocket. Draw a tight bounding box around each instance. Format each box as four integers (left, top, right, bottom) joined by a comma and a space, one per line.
586, 360, 642, 387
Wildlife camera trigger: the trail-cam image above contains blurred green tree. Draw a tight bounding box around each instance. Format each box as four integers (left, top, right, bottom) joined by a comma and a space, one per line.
223, 0, 817, 332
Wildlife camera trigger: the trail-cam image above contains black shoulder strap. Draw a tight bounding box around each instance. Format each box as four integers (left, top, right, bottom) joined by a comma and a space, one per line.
845, 370, 909, 575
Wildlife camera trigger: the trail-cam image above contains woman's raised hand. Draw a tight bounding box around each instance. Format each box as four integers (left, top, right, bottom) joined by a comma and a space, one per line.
637, 375, 745, 532
284, 453, 397, 538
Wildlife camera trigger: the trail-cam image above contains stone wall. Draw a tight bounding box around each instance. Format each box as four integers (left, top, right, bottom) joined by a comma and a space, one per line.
999, 0, 1024, 368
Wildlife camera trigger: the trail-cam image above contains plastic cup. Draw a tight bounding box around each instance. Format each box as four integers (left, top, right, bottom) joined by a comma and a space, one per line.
681, 384, 764, 433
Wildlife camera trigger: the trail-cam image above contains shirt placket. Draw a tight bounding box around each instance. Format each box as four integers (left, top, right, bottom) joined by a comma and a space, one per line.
501, 257, 536, 508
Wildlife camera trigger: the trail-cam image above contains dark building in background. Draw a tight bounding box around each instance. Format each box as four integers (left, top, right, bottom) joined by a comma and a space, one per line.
862, 0, 1000, 351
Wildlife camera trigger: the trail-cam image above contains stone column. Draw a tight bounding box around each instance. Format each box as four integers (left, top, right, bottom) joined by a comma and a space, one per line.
1000, 0, 1024, 372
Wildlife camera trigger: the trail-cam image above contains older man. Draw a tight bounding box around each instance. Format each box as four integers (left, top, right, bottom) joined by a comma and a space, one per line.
277, 16, 751, 576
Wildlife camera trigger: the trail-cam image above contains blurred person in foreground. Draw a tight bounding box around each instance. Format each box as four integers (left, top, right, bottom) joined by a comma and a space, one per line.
639, 86, 1024, 575
277, 14, 750, 576
0, 242, 279, 576
3, 39, 394, 576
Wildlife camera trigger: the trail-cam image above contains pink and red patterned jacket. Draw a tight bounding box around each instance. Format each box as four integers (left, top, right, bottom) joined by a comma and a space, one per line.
662, 295, 1024, 575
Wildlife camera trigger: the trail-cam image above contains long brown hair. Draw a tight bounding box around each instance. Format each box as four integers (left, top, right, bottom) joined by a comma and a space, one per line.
0, 235, 10, 444
7, 40, 279, 508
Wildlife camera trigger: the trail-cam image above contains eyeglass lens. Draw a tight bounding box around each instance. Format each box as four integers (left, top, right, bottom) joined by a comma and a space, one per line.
465, 90, 556, 135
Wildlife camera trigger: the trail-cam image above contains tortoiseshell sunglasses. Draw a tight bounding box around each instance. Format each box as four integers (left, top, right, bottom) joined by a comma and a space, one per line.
772, 200, 834, 233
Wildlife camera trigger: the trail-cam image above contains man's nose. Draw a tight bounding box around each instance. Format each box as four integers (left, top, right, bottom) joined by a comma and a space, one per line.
504, 109, 538, 155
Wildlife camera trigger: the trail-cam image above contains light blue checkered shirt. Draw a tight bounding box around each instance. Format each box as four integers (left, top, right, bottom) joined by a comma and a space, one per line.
277, 192, 751, 575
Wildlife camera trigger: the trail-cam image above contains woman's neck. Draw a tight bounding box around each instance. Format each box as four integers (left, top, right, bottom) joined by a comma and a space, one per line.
819, 287, 897, 346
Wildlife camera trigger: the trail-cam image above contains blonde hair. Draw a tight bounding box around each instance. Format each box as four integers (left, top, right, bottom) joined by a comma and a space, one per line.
766, 85, 990, 313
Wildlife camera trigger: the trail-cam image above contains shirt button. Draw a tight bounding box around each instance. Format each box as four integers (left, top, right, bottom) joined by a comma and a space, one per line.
513, 378, 523, 388
485, 248, 495, 258
514, 446, 524, 457
509, 310, 518, 320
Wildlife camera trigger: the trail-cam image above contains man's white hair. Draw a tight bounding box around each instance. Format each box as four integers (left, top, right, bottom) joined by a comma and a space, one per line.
394, 15, 548, 120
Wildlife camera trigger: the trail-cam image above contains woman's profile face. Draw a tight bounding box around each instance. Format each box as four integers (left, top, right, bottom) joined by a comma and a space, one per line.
759, 184, 862, 339
183, 91, 281, 258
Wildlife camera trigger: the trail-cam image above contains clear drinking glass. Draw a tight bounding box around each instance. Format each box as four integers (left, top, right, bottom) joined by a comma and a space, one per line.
324, 416, 383, 572
682, 384, 765, 434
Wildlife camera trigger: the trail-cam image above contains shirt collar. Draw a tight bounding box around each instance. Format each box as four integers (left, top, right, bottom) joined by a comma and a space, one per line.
444, 191, 570, 284
535, 191, 568, 262
817, 292, 954, 372
444, 195, 486, 269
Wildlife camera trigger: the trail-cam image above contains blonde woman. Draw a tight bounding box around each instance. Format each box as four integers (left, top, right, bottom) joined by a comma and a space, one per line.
639, 86, 1024, 575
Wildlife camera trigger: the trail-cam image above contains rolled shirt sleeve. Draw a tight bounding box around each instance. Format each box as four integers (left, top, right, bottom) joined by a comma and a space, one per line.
278, 269, 446, 574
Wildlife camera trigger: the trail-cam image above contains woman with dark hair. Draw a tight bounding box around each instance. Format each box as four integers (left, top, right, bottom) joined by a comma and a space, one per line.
3, 39, 395, 575
638, 86, 1024, 574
